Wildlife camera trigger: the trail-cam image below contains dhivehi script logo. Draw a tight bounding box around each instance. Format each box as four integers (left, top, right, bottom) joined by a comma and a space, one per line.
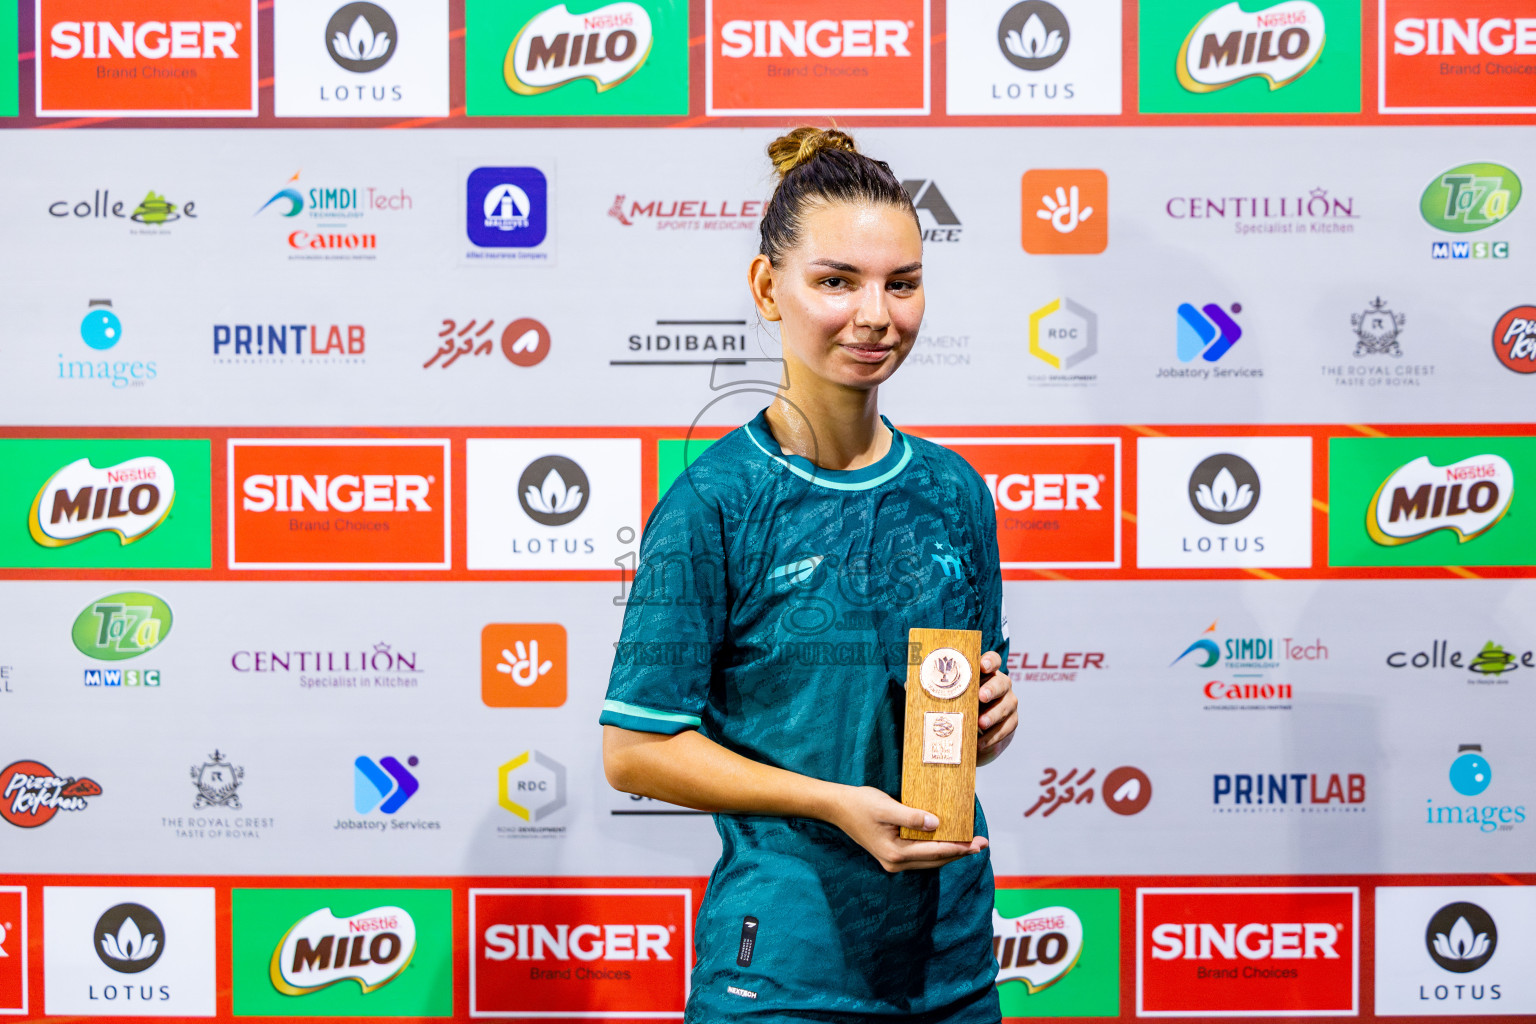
1367, 454, 1513, 546
29, 457, 174, 548
993, 905, 1083, 992
1177, 2, 1325, 93
504, 3, 653, 95
270, 905, 415, 995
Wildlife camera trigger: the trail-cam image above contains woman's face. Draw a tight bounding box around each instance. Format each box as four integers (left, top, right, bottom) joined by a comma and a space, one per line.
754, 200, 924, 391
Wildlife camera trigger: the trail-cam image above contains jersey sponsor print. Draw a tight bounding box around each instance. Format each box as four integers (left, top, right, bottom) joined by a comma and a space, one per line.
1381, 1, 1536, 112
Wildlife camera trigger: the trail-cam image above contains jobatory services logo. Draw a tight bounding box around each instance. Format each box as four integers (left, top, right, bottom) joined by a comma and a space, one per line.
275, 1, 449, 117
1425, 743, 1525, 833
229, 439, 451, 570
1027, 298, 1099, 386
466, 0, 687, 115
706, 0, 929, 115
255, 170, 414, 260
231, 889, 451, 1016
935, 438, 1120, 569
48, 187, 199, 234
73, 591, 172, 688
1329, 437, 1534, 567
946, 0, 1123, 115
470, 887, 692, 1017
1492, 305, 1536, 373
1381, 1, 1536, 113
1139, 0, 1360, 112
1021, 169, 1108, 254
1023, 764, 1152, 818
1423, 162, 1519, 260
42, 886, 217, 1016
1375, 886, 1535, 1014
1175, 302, 1243, 364
0, 888, 24, 1014
1137, 887, 1358, 1016
1, 760, 101, 827
36, 0, 259, 116
354, 755, 419, 814
482, 624, 567, 707
993, 888, 1119, 1016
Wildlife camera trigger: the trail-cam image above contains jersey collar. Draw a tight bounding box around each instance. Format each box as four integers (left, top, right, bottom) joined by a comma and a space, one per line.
744, 407, 912, 491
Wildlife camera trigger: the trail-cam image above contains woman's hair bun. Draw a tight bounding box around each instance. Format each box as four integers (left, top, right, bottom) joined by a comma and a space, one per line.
766, 126, 859, 179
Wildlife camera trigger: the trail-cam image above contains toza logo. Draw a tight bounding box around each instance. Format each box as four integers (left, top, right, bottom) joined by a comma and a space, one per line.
999, 2, 1070, 71
72, 592, 173, 661
271, 906, 415, 995
1421, 163, 1521, 232
94, 903, 165, 974
29, 456, 174, 548
1177, 1, 1326, 92
1425, 901, 1497, 973
1367, 454, 1514, 546
504, 3, 653, 95
326, 3, 396, 73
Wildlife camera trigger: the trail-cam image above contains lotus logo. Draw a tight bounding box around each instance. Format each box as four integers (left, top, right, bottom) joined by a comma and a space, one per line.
1425, 901, 1497, 972
1188, 453, 1260, 525
326, 3, 397, 73
1367, 454, 1513, 546
94, 903, 164, 973
517, 456, 590, 527
998, 2, 1069, 71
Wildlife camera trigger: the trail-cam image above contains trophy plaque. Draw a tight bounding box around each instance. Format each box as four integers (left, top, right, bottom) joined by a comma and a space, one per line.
900, 627, 982, 842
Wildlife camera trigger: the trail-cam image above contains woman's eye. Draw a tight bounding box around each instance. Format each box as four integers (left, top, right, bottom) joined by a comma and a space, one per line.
821, 277, 847, 288
890, 280, 918, 293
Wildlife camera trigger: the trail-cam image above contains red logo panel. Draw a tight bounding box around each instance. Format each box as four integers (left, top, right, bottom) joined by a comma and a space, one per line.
0, 888, 24, 1013
1381, 1, 1536, 112
470, 888, 691, 1018
1138, 887, 1358, 1016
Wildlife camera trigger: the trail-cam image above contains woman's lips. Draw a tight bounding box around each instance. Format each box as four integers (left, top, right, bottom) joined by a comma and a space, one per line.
841, 343, 893, 363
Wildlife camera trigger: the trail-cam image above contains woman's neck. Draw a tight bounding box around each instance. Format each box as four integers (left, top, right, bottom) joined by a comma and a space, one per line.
764, 367, 891, 472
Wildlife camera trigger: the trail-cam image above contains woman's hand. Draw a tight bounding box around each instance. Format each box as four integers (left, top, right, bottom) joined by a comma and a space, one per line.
826, 786, 987, 873
977, 650, 1017, 767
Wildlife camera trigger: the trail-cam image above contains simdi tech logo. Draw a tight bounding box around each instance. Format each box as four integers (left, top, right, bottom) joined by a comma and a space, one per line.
274, 1, 450, 117
36, 0, 259, 116
706, 0, 930, 116
1381, 1, 1536, 114
229, 439, 450, 570
466, 0, 688, 115
993, 888, 1119, 1017
1375, 885, 1536, 1014
1139, 0, 1360, 113
256, 170, 414, 260
470, 888, 691, 1018
231, 888, 451, 1016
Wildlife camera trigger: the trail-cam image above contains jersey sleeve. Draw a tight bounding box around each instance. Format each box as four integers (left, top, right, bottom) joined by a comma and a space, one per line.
599, 478, 728, 735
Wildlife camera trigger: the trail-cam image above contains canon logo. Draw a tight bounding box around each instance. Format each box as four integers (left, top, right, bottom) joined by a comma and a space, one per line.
241, 475, 431, 513
719, 19, 910, 58
1393, 18, 1536, 56
49, 22, 240, 60
1150, 921, 1340, 960
483, 923, 673, 962
984, 472, 1101, 512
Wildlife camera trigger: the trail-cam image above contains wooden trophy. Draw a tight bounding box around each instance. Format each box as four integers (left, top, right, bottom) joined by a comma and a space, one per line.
900, 627, 982, 842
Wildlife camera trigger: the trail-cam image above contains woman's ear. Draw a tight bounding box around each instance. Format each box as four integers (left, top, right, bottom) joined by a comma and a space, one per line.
748, 254, 781, 322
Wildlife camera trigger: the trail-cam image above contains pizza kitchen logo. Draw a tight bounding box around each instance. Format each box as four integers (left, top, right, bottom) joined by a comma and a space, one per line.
270, 905, 415, 995
1367, 453, 1514, 546
29, 456, 174, 548
1177, 1, 1326, 93
1, 759, 101, 828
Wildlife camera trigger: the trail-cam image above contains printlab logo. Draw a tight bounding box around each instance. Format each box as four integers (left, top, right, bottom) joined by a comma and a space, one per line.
466, 167, 550, 257
1177, 302, 1243, 363
190, 751, 243, 810
498, 751, 567, 825
424, 317, 549, 369
212, 321, 366, 364
1213, 771, 1366, 812
1024, 765, 1152, 817
94, 903, 164, 973
0, 760, 101, 828
1021, 169, 1107, 254
1493, 306, 1536, 374
1027, 298, 1098, 378
1426, 902, 1496, 973
482, 623, 567, 708
354, 755, 419, 814
30, 455, 175, 549
327, 3, 396, 72
49, 189, 198, 231
1424, 163, 1519, 261
518, 456, 589, 526
1000, 2, 1069, 70
902, 180, 963, 243
1188, 453, 1259, 525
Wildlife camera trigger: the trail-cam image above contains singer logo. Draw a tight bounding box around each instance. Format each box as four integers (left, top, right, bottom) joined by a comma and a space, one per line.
272, 906, 415, 995
936, 438, 1120, 569
37, 0, 258, 116
470, 887, 691, 1017
29, 456, 173, 548
1138, 887, 1358, 1015
706, 0, 929, 115
229, 440, 450, 569
1367, 454, 1514, 546
1382, 2, 1536, 112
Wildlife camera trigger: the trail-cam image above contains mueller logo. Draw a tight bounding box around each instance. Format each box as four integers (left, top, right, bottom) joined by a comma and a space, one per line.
471, 888, 691, 1016
38, 1, 258, 116
29, 456, 173, 548
1177, 2, 1326, 93
1138, 887, 1358, 1015
1383, 4, 1536, 113
1367, 454, 1514, 546
229, 440, 450, 570
270, 906, 415, 995
505, 3, 653, 95
607, 195, 761, 231
992, 905, 1083, 992
1213, 772, 1365, 809
1493, 305, 1536, 373
0, 760, 101, 828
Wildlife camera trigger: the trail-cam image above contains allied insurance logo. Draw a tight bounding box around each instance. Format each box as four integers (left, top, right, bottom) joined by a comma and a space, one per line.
228, 439, 450, 570
470, 888, 692, 1018
1381, 2, 1536, 113
36, 1, 259, 116
706, 0, 930, 115
1138, 887, 1358, 1016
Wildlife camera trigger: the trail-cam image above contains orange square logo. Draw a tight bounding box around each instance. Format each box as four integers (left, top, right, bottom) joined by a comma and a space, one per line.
1021, 169, 1108, 254
706, 0, 929, 115
228, 439, 450, 569
37, 0, 258, 116
482, 624, 567, 708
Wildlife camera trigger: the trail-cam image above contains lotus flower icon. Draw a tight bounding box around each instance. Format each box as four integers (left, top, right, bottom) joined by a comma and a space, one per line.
526, 469, 582, 516
1195, 466, 1253, 514
1188, 454, 1261, 525
1425, 901, 1498, 973
1432, 916, 1491, 962
516, 456, 591, 527
102, 915, 157, 963
1006, 14, 1063, 60
93, 903, 165, 973
335, 15, 390, 61
325, 4, 398, 73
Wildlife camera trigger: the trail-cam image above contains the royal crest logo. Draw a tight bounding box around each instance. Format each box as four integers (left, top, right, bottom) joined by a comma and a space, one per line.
270, 906, 416, 995
0, 760, 101, 828
993, 905, 1084, 992
1351, 296, 1405, 357
504, 2, 653, 95
191, 751, 244, 810
1367, 454, 1514, 546
29, 456, 174, 548
1177, 1, 1326, 92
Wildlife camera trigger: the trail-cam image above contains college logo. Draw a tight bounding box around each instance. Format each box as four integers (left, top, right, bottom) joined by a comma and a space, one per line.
1021, 170, 1107, 254
0, 760, 101, 828
707, 0, 929, 115
28, 456, 173, 548
470, 888, 691, 1016
354, 755, 419, 814
1366, 453, 1513, 546
1177, 1, 1326, 92
993, 888, 1119, 1015
0, 888, 24, 1014
191, 751, 244, 810
1422, 163, 1521, 233
1028, 298, 1097, 371
275, 0, 448, 117
37, 0, 258, 116
271, 905, 415, 995
73, 591, 172, 662
482, 624, 567, 707
1138, 888, 1357, 1015
1024, 764, 1152, 817
936, 439, 1120, 569
425, 316, 550, 369
498, 750, 566, 822
49, 189, 199, 230
1387, 639, 1533, 680
466, 167, 549, 251
1493, 305, 1536, 373
229, 439, 450, 569
94, 903, 164, 973
1382, 2, 1536, 113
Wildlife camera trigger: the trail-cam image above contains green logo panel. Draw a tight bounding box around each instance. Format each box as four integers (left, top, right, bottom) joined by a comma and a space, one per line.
995, 887, 1120, 1018
231, 888, 453, 1017
1328, 436, 1536, 567
466, 0, 690, 116
1138, 0, 1360, 113
0, 439, 211, 568
0, 5, 16, 116
656, 437, 717, 498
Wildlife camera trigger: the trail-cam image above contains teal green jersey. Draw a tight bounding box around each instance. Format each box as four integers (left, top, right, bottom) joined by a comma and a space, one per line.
601, 407, 1010, 1023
